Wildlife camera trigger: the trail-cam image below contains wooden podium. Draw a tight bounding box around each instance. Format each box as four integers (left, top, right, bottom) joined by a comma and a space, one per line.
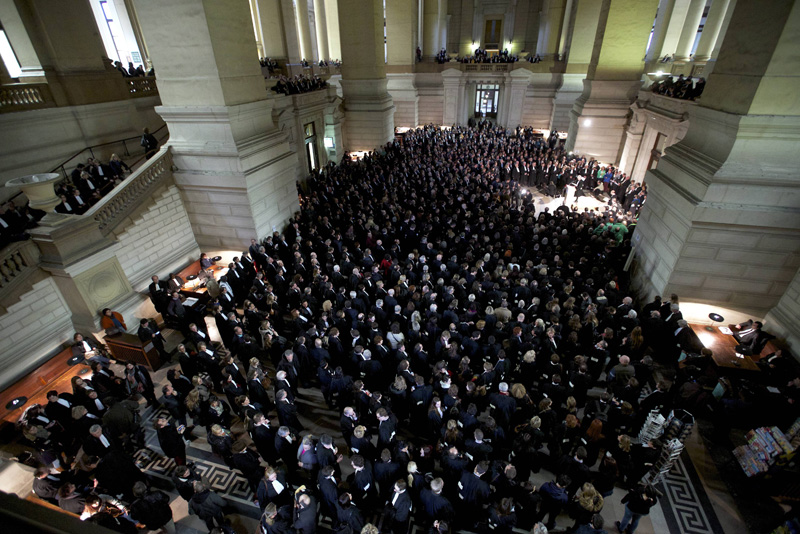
104, 332, 162, 371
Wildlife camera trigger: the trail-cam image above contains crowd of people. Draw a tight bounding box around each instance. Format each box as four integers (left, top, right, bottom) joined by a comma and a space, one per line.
647, 75, 705, 100
52, 154, 133, 216
260, 58, 342, 77
0, 199, 43, 247
270, 74, 329, 96
426, 47, 522, 64
19, 121, 796, 534
112, 60, 154, 78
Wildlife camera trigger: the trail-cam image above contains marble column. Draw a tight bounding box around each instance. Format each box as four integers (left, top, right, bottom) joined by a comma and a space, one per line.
313, 0, 329, 61
14, 0, 129, 105
294, 0, 315, 61
536, 0, 566, 58
256, 0, 288, 59
564, 0, 602, 72
674, 0, 705, 61
386, 0, 416, 67
504, 69, 533, 129
566, 0, 659, 164
441, 68, 463, 126
422, 0, 441, 58
557, 0, 575, 60
693, 0, 730, 61
135, 0, 299, 248
323, 0, 341, 60
645, 0, 677, 62
386, 0, 419, 127
633, 0, 800, 315
618, 108, 646, 176
338, 0, 395, 150
710, 0, 735, 59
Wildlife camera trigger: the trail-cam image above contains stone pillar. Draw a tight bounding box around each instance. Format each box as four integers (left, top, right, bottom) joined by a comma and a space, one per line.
710, 0, 735, 58
564, 0, 602, 72
633, 0, 800, 314
536, 0, 566, 58
294, 0, 315, 61
422, 0, 441, 58
645, 0, 676, 62
618, 108, 646, 176
14, 0, 129, 106
256, 0, 288, 59
313, 0, 329, 61
386, 0, 419, 127
674, 0, 705, 61
386, 0, 416, 68
338, 0, 395, 150
504, 69, 533, 129
135, 0, 299, 248
31, 216, 134, 334
566, 0, 659, 164
441, 68, 463, 126
324, 0, 341, 60
764, 267, 800, 353
693, 0, 730, 61
557, 0, 575, 60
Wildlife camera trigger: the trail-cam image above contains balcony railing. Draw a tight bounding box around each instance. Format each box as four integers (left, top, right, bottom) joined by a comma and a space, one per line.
0, 240, 39, 290
126, 77, 159, 97
0, 83, 55, 113
87, 147, 173, 236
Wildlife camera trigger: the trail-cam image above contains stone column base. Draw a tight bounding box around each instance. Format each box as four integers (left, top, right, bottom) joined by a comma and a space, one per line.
341, 79, 395, 151
567, 79, 642, 163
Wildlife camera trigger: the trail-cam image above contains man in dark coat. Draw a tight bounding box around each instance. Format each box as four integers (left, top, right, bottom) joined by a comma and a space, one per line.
128, 481, 173, 532
293, 493, 317, 534
155, 416, 186, 465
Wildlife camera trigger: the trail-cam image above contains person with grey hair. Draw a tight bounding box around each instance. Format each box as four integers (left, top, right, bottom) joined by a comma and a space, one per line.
276, 389, 303, 432
664, 302, 682, 331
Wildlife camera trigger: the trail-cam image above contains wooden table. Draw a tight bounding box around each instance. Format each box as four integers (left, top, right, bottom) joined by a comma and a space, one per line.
689, 324, 760, 372
0, 347, 92, 424
177, 259, 228, 302
104, 332, 162, 371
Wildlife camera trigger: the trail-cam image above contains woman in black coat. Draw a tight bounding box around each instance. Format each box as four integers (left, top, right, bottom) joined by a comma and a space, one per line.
155, 416, 186, 465
207, 424, 234, 467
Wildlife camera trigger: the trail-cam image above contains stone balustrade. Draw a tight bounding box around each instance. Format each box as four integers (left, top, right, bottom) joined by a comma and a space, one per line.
0, 239, 46, 313
0, 240, 39, 291
0, 83, 55, 113
88, 147, 173, 235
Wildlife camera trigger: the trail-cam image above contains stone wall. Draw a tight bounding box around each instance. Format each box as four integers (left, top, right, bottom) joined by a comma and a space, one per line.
0, 277, 73, 390
0, 96, 164, 203
765, 267, 800, 354
632, 167, 800, 315
112, 183, 200, 290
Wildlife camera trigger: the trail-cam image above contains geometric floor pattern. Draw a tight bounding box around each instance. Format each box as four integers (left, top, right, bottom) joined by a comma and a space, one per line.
660, 451, 726, 534
131, 372, 726, 534
133, 407, 259, 518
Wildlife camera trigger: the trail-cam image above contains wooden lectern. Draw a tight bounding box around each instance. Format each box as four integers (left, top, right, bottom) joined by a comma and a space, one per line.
104, 332, 162, 371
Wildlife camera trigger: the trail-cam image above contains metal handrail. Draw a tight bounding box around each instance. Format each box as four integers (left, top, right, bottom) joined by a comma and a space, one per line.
7, 124, 169, 206
49, 123, 169, 181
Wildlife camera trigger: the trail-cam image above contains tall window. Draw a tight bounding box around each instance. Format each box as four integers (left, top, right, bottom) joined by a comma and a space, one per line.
89, 0, 144, 67
0, 22, 22, 78
475, 84, 499, 118
483, 19, 502, 51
